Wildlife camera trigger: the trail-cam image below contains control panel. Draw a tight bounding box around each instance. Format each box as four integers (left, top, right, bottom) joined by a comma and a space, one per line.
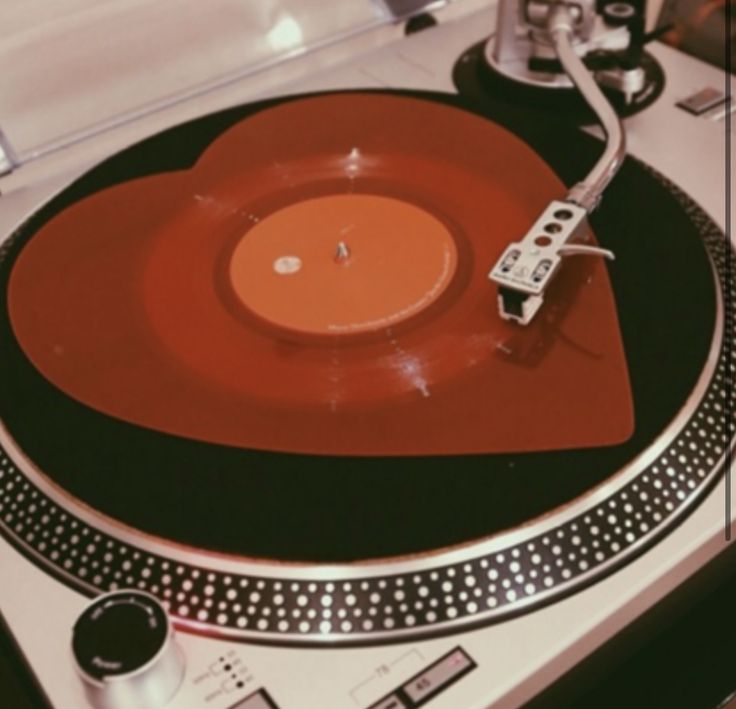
70, 592, 480, 708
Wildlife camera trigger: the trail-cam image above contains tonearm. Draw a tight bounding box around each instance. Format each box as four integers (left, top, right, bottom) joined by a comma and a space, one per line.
487, 0, 647, 324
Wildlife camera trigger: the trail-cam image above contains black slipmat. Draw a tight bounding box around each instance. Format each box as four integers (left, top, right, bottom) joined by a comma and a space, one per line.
0, 90, 716, 562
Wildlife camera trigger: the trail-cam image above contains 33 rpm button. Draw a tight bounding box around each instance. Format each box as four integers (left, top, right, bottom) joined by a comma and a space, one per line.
73, 591, 168, 680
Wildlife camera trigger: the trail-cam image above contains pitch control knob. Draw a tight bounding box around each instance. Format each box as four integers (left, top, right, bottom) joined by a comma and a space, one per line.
72, 590, 184, 709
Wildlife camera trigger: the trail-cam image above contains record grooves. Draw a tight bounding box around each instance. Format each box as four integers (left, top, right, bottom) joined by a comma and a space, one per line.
0, 90, 732, 645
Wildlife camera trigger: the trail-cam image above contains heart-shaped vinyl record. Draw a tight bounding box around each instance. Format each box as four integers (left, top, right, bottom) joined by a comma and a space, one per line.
8, 93, 633, 456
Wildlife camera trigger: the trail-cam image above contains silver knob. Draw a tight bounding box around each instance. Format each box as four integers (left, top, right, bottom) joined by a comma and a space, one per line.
72, 590, 184, 709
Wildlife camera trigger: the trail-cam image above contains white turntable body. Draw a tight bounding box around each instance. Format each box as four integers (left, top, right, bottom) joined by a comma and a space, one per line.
0, 1, 733, 707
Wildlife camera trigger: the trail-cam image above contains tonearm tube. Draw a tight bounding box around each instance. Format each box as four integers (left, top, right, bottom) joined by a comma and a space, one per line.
488, 0, 644, 325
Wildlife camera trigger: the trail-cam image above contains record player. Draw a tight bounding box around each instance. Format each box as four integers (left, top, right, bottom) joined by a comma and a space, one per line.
0, 0, 733, 707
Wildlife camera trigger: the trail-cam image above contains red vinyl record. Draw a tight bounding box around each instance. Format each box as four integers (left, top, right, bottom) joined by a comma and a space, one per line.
8, 93, 633, 455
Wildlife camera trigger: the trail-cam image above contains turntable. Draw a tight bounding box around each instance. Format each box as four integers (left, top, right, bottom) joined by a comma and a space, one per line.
0, 1, 733, 707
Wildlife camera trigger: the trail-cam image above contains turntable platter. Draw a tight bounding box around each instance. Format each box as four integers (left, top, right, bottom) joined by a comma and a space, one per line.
0, 91, 720, 569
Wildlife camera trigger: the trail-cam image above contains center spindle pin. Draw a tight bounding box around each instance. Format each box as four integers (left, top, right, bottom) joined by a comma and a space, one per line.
334, 241, 351, 264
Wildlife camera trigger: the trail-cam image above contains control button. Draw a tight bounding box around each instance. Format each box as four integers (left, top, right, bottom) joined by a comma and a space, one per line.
676, 87, 727, 116
402, 648, 475, 704
72, 590, 184, 709
367, 693, 408, 709
227, 688, 280, 708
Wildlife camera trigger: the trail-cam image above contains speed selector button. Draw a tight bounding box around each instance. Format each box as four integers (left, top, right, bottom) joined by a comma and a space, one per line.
72, 590, 184, 709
